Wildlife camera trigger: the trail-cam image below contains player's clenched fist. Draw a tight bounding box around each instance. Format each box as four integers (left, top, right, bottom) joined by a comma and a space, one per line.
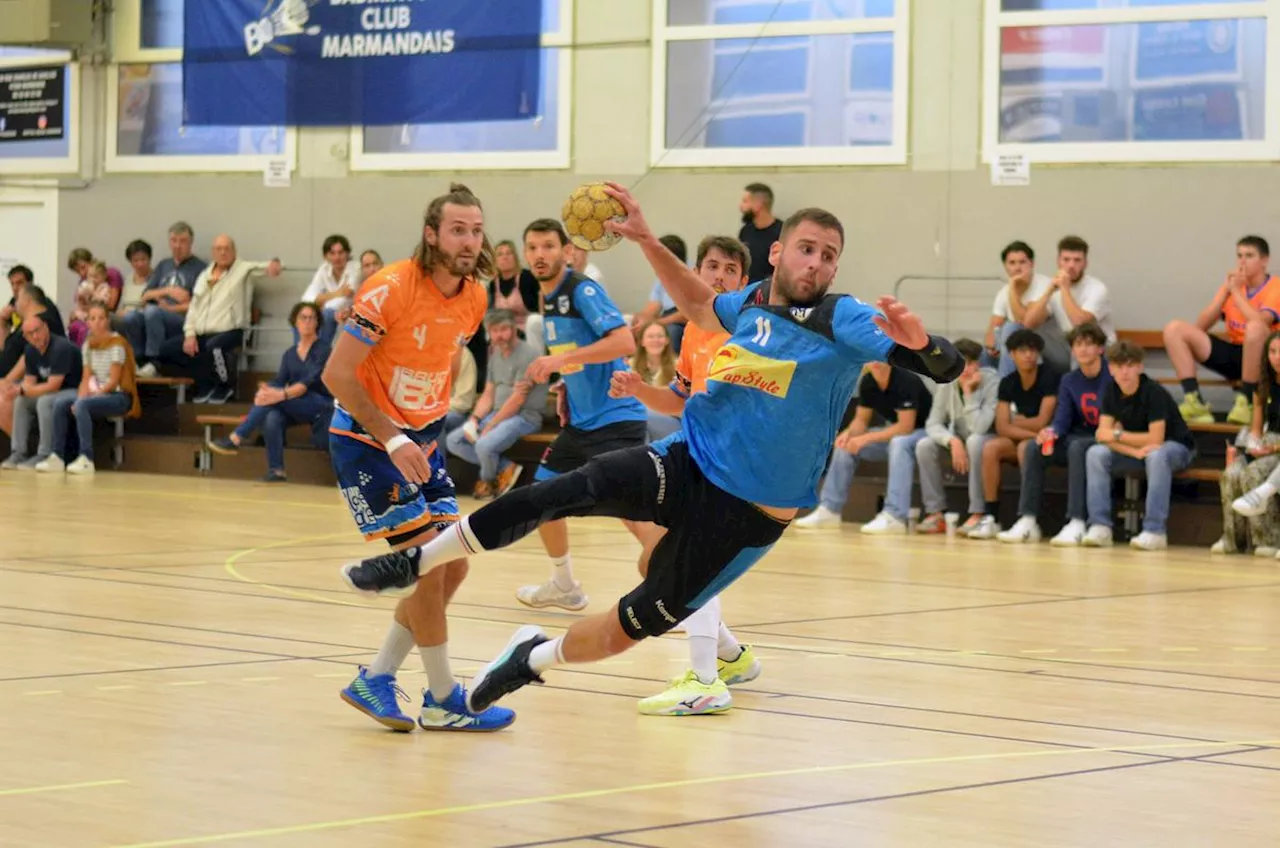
609, 369, 642, 399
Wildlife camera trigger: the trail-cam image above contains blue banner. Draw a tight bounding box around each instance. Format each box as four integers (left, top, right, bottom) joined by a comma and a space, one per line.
182, 0, 543, 127
1134, 20, 1240, 82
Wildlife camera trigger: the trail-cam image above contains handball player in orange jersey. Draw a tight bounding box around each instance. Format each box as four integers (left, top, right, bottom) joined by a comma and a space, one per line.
326, 184, 514, 732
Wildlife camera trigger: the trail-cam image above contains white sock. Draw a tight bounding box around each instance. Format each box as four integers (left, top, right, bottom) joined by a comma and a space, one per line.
550, 554, 576, 591
415, 518, 480, 571
680, 599, 721, 684
368, 622, 415, 678
717, 621, 743, 662
529, 636, 565, 674
419, 644, 457, 701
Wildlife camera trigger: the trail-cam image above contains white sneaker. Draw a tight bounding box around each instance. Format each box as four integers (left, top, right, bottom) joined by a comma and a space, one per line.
997, 516, 1042, 544
1232, 487, 1274, 517
135, 362, 158, 378
1082, 525, 1114, 547
794, 506, 842, 529
1129, 532, 1167, 551
965, 515, 999, 540
1051, 519, 1087, 547
66, 455, 95, 475
34, 454, 64, 473
1255, 546, 1276, 558
1210, 537, 1227, 554
514, 580, 589, 611
0, 455, 19, 471
860, 511, 906, 535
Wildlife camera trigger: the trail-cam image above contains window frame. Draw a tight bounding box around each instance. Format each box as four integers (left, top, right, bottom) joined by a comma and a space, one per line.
650, 2, 911, 168
982, 0, 1279, 164
348, 0, 575, 172
0, 51, 80, 176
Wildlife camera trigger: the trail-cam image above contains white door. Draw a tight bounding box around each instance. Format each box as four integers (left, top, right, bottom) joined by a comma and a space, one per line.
0, 183, 60, 310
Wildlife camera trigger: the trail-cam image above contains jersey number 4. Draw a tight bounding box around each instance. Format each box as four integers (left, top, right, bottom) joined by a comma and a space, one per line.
752, 316, 772, 346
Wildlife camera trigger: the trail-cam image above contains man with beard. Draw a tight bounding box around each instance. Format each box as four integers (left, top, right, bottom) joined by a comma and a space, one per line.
340, 184, 963, 716
507, 218, 650, 613
1021, 235, 1115, 375
325, 184, 516, 733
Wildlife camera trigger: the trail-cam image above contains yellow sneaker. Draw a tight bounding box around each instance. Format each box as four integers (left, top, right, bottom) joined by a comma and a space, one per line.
637, 670, 732, 716
1178, 391, 1215, 424
717, 645, 761, 686
1227, 394, 1253, 426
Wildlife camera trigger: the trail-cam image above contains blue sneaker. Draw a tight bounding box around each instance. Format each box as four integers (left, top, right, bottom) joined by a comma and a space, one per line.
418, 683, 516, 732
339, 667, 415, 732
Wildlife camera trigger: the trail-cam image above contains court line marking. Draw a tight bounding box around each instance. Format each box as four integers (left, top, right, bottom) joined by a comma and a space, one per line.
0, 778, 127, 798
105, 738, 1280, 848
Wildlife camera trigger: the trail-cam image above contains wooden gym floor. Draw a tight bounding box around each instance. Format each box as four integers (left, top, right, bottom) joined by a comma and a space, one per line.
1, 473, 1277, 848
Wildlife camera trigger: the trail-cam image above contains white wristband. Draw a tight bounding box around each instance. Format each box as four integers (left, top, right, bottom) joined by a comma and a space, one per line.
384, 434, 412, 454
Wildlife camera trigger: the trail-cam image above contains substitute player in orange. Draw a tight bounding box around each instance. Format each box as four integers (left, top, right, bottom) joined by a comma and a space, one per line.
1165, 236, 1280, 425
607, 235, 761, 715
326, 184, 515, 732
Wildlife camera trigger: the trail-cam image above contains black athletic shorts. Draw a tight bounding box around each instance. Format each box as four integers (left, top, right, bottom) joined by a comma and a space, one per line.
535, 419, 647, 480
535, 434, 789, 639
1204, 336, 1244, 381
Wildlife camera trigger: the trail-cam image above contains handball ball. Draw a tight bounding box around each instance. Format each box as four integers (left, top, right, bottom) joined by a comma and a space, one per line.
562, 182, 626, 251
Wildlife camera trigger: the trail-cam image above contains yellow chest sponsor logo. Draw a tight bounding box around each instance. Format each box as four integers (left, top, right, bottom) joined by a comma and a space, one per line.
548, 342, 584, 374
706, 344, 796, 398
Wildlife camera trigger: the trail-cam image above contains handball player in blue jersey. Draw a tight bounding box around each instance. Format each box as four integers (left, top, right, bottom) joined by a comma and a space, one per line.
342, 183, 965, 713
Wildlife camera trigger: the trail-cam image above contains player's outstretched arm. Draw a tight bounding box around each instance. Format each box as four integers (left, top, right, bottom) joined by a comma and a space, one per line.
602, 182, 721, 333
874, 296, 964, 383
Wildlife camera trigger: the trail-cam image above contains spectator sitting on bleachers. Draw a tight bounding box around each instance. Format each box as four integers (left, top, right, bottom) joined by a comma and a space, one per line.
631, 235, 690, 354
1165, 236, 1280, 427
915, 339, 998, 534
445, 308, 547, 499
0, 264, 34, 377
207, 302, 332, 483
0, 284, 67, 399
69, 262, 115, 346
997, 322, 1111, 546
488, 240, 540, 339
359, 249, 383, 281
1, 315, 82, 470
631, 321, 681, 442
983, 241, 1051, 376
968, 330, 1060, 540
794, 362, 933, 532
564, 243, 603, 284
1020, 236, 1115, 375
1214, 330, 1280, 555
158, 234, 281, 404
300, 234, 359, 346
116, 240, 153, 318
66, 247, 123, 313
45, 303, 140, 475
1085, 340, 1196, 551
445, 345, 478, 433
126, 221, 208, 379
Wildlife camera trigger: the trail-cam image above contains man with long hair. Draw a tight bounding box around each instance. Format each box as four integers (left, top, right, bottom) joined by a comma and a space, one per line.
326, 183, 514, 732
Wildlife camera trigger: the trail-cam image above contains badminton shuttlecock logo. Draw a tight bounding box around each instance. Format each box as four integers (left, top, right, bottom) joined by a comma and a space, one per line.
244, 0, 322, 56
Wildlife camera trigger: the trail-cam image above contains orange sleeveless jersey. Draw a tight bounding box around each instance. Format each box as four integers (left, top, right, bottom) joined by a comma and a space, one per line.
673, 320, 730, 398
1222, 275, 1280, 344
343, 259, 486, 431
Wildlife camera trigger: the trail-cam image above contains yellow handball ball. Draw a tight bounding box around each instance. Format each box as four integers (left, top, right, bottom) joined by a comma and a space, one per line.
561, 182, 626, 251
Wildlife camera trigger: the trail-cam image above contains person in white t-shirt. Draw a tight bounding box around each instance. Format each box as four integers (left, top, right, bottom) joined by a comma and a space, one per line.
985, 240, 1052, 377
563, 243, 603, 285
300, 234, 360, 345
1021, 235, 1115, 374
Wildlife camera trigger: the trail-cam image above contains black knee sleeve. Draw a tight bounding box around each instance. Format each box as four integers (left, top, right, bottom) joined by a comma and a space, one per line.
467, 466, 601, 550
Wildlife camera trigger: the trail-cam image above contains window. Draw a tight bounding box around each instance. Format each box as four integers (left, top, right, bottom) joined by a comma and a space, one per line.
983, 0, 1274, 163
349, 0, 573, 171
0, 49, 79, 175
109, 0, 295, 172
652, 0, 909, 167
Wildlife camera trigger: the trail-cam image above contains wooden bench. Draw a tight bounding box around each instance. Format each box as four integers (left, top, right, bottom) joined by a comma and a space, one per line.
137, 376, 195, 404
195, 414, 247, 474
1188, 421, 1238, 435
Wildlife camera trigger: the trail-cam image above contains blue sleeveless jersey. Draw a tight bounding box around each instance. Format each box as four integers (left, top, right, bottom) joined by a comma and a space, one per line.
542, 269, 646, 431
681, 281, 896, 508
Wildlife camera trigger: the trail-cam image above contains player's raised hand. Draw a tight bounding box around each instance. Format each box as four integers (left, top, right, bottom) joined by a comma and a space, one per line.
609, 369, 642, 399
526, 354, 563, 384
873, 296, 929, 350
389, 440, 432, 485
601, 182, 653, 243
